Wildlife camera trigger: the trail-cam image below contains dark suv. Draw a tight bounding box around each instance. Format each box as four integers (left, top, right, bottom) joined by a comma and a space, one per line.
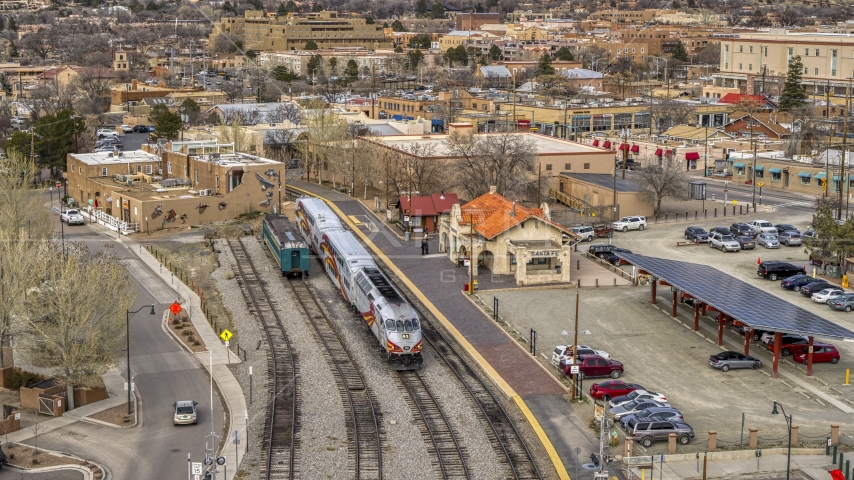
628, 419, 694, 447
730, 222, 755, 237
588, 244, 632, 266
757, 261, 805, 281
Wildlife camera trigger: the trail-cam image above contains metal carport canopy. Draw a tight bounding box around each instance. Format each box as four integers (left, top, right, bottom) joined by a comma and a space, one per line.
617, 253, 854, 341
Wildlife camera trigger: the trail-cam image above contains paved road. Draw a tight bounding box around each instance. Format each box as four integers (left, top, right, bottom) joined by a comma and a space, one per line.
697, 176, 818, 213
31, 202, 225, 479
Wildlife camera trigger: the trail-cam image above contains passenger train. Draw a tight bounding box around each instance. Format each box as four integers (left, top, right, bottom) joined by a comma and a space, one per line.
295, 196, 423, 370
262, 213, 311, 277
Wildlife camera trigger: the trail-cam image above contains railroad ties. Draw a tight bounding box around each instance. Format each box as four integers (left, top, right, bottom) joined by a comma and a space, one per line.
227, 238, 300, 480
287, 276, 384, 480
398, 371, 469, 479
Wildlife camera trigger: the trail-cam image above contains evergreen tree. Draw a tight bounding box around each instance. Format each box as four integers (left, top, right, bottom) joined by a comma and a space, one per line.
534, 53, 554, 76
7, 42, 17, 58
410, 35, 431, 49
6, 109, 85, 172
554, 46, 574, 61
407, 49, 424, 69
245, 50, 257, 60
364, 16, 374, 24
488, 44, 502, 61
6, 16, 15, 32
415, 0, 427, 17
430, 2, 444, 18
277, 2, 288, 15
154, 110, 183, 140
272, 65, 299, 82
0, 16, 5, 31
306, 54, 324, 77
343, 59, 359, 79
285, 0, 296, 11
391, 19, 405, 31
304, 39, 318, 50
328, 56, 338, 73
670, 41, 689, 62
394, 45, 403, 53
779, 55, 808, 111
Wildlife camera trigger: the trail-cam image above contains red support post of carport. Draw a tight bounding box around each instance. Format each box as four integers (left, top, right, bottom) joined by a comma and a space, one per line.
807, 336, 814, 377
649, 280, 658, 305
717, 313, 724, 346
693, 303, 700, 331
744, 328, 751, 355
773, 332, 782, 379
672, 290, 678, 317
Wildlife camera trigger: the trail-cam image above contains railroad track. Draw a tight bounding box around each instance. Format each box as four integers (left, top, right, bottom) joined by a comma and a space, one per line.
398, 371, 469, 479
383, 271, 543, 480
227, 238, 300, 480
287, 277, 383, 480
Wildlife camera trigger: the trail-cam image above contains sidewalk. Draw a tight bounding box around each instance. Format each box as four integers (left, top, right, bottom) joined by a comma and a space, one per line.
641, 452, 836, 480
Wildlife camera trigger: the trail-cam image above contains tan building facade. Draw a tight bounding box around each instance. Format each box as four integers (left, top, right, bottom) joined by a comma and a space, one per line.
209, 11, 392, 52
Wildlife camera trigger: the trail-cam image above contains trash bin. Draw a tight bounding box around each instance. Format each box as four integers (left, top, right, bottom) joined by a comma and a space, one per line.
405, 231, 410, 242
556, 265, 562, 274
711, 193, 716, 201
827, 265, 842, 278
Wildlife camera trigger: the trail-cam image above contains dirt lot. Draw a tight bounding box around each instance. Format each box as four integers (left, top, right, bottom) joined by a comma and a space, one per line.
5, 443, 103, 478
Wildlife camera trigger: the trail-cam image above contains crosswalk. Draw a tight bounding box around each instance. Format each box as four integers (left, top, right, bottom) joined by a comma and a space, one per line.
769, 200, 812, 208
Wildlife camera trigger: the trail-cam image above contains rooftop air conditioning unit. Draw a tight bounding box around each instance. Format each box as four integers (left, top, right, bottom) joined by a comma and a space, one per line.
126, 179, 133, 187
200, 189, 212, 196
535, 101, 545, 107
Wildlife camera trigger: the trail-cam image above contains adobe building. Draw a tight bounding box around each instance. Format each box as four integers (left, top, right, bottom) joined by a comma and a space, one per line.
397, 193, 459, 234
65, 140, 285, 233
438, 187, 577, 286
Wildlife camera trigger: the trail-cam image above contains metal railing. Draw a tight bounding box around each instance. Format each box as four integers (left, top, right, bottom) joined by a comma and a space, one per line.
82, 207, 139, 235
549, 188, 586, 213
584, 252, 635, 282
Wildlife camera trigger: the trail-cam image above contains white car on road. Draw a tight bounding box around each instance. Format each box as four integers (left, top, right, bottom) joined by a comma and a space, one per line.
60, 209, 84, 225
812, 288, 845, 304
119, 125, 132, 133
608, 390, 668, 408
709, 232, 741, 252
612, 216, 647, 232
97, 128, 117, 138
750, 220, 778, 235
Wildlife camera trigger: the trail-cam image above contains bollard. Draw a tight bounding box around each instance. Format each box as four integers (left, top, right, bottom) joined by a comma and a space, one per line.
714, 208, 717, 217
724, 206, 727, 216
578, 279, 581, 288
833, 424, 840, 445
695, 211, 698, 220
834, 444, 838, 463
708, 431, 717, 452
577, 260, 580, 270
614, 278, 617, 286
686, 211, 688, 221
791, 425, 799, 445
740, 205, 743, 215
733, 205, 736, 216
705, 209, 707, 218
669, 433, 677, 454
665, 213, 669, 222
847, 369, 850, 385
846, 459, 850, 479
596, 278, 599, 287
841, 452, 844, 470
749, 428, 758, 448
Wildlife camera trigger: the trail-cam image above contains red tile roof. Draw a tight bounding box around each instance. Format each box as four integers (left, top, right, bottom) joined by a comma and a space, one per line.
459, 191, 573, 239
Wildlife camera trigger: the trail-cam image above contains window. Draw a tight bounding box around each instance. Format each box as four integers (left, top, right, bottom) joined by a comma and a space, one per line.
787, 47, 793, 62
772, 171, 781, 181
724, 45, 729, 69
101, 167, 107, 176
815, 68, 819, 75
749, 46, 753, 53
641, 48, 644, 53
816, 49, 820, 56
739, 63, 743, 70
167, 162, 172, 174
764, 46, 768, 57
832, 49, 838, 76
748, 64, 752, 71
216, 176, 219, 189
755, 169, 764, 179
195, 170, 199, 183
736, 166, 745, 176
804, 67, 808, 74
583, 163, 590, 169
805, 48, 809, 56
145, 165, 152, 174
545, 164, 552, 171
739, 45, 743, 52
136, 165, 142, 173
565, 163, 571, 170
801, 176, 811, 185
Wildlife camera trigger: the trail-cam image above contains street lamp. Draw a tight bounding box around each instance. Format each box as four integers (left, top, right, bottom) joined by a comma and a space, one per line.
771, 400, 793, 480
127, 305, 156, 415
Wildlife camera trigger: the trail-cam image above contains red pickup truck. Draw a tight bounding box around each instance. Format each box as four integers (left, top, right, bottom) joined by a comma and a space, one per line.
559, 354, 624, 380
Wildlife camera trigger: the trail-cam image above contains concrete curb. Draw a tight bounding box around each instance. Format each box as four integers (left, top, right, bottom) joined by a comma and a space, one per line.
6, 444, 111, 480
620, 447, 827, 464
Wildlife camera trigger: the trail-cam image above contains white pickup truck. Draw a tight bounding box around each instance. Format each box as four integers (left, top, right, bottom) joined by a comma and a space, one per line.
60, 209, 84, 225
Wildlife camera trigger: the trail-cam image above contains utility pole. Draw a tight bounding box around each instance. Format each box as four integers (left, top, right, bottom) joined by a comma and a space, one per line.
537, 162, 541, 206
371, 63, 375, 119
512, 70, 517, 131
570, 290, 579, 399
827, 80, 832, 198
840, 78, 851, 220
621, 128, 628, 180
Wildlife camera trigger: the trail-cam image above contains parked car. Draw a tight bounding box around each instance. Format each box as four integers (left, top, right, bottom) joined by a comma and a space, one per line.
684, 226, 709, 242
588, 244, 632, 266
96, 137, 121, 147
803, 229, 817, 239
10, 116, 24, 125
132, 124, 149, 133
570, 226, 595, 242
809, 252, 838, 267
756, 233, 781, 248
750, 220, 778, 234
619, 407, 683, 430
146, 125, 155, 132
611, 400, 671, 421
812, 288, 845, 304
96, 128, 116, 138
173, 400, 198, 425
709, 232, 741, 252
559, 354, 624, 380
775, 224, 801, 234
60, 209, 84, 225
588, 380, 644, 401
628, 419, 694, 447
778, 231, 803, 246
709, 351, 762, 372
609, 390, 667, 408
757, 261, 805, 281
710, 226, 732, 236
94, 144, 124, 152
119, 124, 132, 133
735, 324, 771, 342
781, 274, 819, 292
829, 294, 854, 312
730, 222, 756, 237
765, 334, 809, 356
612, 216, 647, 232
793, 345, 841, 364
551, 345, 611, 367
800, 281, 834, 297
734, 236, 756, 250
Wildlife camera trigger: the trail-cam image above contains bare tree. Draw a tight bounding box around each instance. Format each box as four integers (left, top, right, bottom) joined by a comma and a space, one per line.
296, 99, 347, 183
23, 79, 76, 120
649, 97, 696, 135
217, 115, 252, 154
73, 68, 114, 116
20, 242, 136, 410
445, 129, 538, 200
265, 103, 301, 124
631, 156, 691, 215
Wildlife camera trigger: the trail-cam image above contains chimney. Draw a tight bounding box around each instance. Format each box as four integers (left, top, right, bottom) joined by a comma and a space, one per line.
489, 185, 497, 194
511, 201, 516, 217
131, 79, 138, 91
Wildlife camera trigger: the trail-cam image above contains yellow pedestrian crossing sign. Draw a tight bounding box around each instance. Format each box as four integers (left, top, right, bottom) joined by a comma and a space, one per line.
220, 329, 233, 341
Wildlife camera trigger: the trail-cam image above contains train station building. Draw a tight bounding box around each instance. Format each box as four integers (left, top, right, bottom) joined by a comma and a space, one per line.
438, 187, 577, 285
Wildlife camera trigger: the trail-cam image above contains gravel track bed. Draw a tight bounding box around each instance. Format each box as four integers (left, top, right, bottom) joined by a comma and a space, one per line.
243, 237, 348, 478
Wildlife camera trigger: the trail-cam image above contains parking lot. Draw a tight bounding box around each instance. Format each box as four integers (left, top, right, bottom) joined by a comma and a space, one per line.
487, 207, 854, 454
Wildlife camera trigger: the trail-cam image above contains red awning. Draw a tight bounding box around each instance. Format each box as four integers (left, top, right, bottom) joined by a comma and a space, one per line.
603, 140, 612, 148
685, 152, 700, 160
631, 144, 640, 153
619, 143, 630, 151
592, 139, 599, 146
654, 148, 663, 156
665, 149, 674, 156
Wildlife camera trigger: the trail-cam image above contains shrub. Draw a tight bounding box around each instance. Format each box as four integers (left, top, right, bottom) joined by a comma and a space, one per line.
6, 370, 47, 391
225, 271, 235, 280
181, 330, 193, 337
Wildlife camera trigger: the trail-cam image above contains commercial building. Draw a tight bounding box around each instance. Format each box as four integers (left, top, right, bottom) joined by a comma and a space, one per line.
714, 30, 854, 95
257, 49, 389, 76
65, 141, 284, 233
455, 12, 500, 30
209, 11, 392, 52
438, 187, 575, 286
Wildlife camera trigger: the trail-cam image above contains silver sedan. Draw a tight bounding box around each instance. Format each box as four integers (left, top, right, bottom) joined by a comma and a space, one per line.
757, 233, 780, 249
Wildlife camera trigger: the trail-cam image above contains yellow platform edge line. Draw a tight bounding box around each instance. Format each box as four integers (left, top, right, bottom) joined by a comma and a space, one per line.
289, 185, 571, 480
347, 215, 364, 225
